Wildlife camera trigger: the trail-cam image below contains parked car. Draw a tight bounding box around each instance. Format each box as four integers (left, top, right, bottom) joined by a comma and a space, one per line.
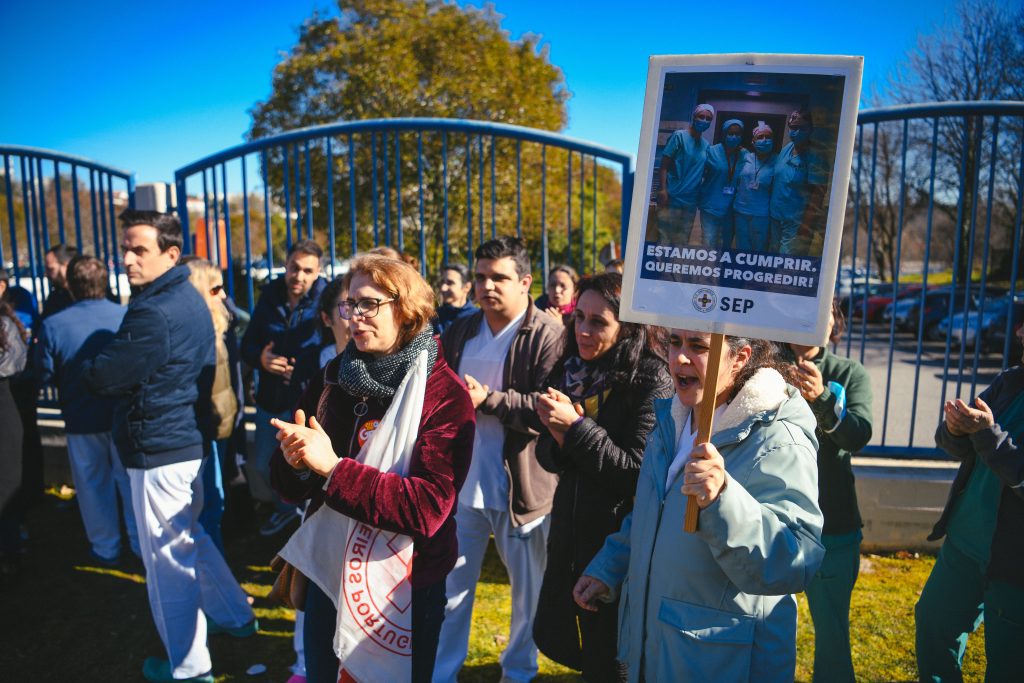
836, 275, 885, 302
939, 294, 1024, 352
851, 284, 924, 322
885, 287, 993, 339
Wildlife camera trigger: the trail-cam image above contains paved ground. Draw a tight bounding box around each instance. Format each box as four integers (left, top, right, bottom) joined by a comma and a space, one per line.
835, 320, 1008, 452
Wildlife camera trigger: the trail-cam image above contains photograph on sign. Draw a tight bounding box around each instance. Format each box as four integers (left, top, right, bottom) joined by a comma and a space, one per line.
620, 54, 863, 346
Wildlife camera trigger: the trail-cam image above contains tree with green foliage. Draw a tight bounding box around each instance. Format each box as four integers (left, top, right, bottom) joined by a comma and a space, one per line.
247, 0, 623, 278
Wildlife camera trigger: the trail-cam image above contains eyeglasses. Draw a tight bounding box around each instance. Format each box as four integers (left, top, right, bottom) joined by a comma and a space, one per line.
210, 284, 224, 296
338, 296, 398, 320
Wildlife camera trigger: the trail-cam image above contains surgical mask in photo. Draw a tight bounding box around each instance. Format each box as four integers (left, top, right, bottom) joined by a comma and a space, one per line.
725, 134, 742, 148
754, 139, 773, 153
692, 119, 711, 133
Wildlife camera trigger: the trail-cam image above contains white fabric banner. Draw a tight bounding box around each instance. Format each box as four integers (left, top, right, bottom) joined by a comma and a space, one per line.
279, 350, 429, 683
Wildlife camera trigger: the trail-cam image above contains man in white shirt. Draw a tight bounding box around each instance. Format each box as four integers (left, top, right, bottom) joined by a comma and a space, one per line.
435, 237, 564, 683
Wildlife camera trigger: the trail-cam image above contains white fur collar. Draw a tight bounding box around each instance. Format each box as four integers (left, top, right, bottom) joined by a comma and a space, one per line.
672, 367, 789, 445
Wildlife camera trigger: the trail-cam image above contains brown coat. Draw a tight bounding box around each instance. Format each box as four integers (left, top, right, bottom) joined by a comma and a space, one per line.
441, 299, 564, 526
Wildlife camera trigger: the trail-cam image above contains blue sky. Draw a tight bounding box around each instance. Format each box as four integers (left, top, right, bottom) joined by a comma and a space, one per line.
0, 0, 980, 184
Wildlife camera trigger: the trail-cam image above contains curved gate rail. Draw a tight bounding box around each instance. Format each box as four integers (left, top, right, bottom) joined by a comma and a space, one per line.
172, 118, 633, 313
0, 144, 136, 307
842, 101, 1024, 458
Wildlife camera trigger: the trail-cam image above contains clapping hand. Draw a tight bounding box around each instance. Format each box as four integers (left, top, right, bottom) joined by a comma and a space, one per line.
463, 373, 490, 409
271, 409, 339, 477
537, 387, 583, 446
944, 398, 994, 436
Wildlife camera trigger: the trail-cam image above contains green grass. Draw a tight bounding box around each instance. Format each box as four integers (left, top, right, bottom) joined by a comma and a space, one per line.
1, 493, 988, 682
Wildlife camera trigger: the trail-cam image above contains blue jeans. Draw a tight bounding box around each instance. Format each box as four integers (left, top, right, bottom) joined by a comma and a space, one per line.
656, 203, 698, 245
198, 440, 227, 554
250, 406, 294, 514
304, 578, 447, 683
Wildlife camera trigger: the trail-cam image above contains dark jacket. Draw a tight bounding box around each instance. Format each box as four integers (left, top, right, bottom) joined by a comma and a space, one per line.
36, 299, 125, 434
42, 286, 74, 319
534, 351, 672, 672
432, 301, 477, 336
270, 344, 475, 589
241, 276, 326, 414
782, 345, 873, 536
82, 265, 215, 469
441, 299, 564, 526
931, 366, 1024, 587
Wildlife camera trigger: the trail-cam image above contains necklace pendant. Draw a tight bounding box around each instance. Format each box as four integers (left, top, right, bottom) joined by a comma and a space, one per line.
353, 399, 369, 417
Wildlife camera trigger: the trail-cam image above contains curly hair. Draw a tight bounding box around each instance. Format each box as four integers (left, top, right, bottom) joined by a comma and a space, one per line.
725, 335, 797, 401
0, 301, 27, 355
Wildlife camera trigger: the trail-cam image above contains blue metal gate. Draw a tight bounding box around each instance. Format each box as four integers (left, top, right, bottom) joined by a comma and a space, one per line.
0, 145, 136, 308
4, 105, 1024, 459
172, 118, 634, 314
841, 101, 1024, 456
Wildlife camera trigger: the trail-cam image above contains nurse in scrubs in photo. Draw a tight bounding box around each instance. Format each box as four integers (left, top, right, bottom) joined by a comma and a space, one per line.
657, 104, 714, 245
732, 121, 777, 252
769, 108, 830, 255
698, 118, 744, 250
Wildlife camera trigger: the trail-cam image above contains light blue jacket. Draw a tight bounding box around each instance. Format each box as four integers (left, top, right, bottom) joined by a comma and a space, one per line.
584, 368, 824, 682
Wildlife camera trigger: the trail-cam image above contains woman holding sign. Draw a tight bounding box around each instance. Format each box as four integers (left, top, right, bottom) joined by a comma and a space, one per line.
270, 255, 475, 683
733, 121, 778, 253
532, 273, 672, 683
572, 332, 824, 682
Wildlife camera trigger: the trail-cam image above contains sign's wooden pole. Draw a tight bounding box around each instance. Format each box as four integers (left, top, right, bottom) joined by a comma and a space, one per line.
683, 332, 726, 533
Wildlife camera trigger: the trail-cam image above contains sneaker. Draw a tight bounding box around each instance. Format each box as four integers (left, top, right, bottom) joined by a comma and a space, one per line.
259, 509, 299, 536
88, 549, 121, 567
142, 657, 214, 683
207, 616, 259, 638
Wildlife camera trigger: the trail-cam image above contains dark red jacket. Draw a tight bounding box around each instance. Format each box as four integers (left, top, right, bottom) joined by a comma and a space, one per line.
270, 343, 475, 589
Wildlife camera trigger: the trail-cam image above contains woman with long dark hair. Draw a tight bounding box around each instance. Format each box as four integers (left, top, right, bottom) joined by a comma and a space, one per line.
533, 273, 672, 682
573, 331, 824, 682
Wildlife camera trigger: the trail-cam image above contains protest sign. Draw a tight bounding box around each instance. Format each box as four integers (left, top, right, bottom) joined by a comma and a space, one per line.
621, 53, 863, 347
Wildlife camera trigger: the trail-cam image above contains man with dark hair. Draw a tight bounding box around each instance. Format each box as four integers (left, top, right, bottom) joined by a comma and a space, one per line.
240, 238, 326, 536
42, 243, 78, 318
83, 210, 254, 683
434, 236, 563, 683
36, 255, 138, 565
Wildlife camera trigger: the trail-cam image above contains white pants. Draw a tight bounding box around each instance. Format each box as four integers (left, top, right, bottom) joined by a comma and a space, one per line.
129, 460, 255, 679
433, 505, 549, 683
66, 432, 139, 559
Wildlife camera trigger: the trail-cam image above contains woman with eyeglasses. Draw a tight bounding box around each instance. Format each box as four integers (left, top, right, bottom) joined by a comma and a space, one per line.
770, 109, 830, 255
184, 258, 243, 556
269, 254, 475, 683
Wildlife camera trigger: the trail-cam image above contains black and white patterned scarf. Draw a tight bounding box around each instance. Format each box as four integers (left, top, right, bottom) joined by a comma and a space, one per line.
337, 328, 437, 399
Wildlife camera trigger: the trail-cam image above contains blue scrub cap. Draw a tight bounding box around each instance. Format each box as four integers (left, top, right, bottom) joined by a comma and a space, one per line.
722, 119, 744, 131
